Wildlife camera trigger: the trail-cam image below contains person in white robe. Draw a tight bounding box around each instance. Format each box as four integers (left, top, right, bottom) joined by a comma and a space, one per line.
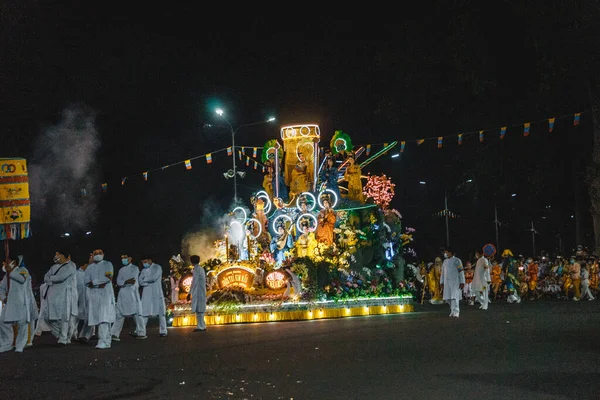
472, 250, 492, 310
43, 250, 78, 346
580, 263, 595, 301
0, 267, 14, 352
83, 249, 116, 349
72, 260, 89, 340
111, 254, 144, 340
440, 248, 465, 318
283, 266, 302, 299
188, 255, 206, 332
1, 257, 38, 352
20, 256, 38, 348
137, 257, 167, 338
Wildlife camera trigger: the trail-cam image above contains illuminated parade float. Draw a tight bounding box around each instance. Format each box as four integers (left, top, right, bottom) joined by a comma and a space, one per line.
167, 125, 415, 327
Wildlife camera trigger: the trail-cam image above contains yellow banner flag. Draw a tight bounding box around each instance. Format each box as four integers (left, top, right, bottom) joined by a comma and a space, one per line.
0, 157, 32, 239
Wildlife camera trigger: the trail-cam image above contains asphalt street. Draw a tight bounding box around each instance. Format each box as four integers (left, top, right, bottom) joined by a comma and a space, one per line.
1, 299, 599, 400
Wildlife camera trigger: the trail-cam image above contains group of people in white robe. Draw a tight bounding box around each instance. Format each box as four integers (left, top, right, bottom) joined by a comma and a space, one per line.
0, 249, 207, 353
440, 248, 491, 318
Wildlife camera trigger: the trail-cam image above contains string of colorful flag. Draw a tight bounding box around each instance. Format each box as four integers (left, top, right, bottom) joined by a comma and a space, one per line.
100, 143, 394, 192
99, 110, 583, 192
397, 111, 583, 153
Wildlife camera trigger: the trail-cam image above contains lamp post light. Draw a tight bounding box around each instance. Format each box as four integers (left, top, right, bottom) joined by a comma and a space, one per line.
215, 109, 275, 203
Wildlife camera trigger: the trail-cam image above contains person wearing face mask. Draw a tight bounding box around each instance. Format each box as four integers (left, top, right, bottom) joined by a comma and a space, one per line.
136, 256, 167, 338
42, 250, 78, 346
110, 254, 144, 341
472, 250, 491, 310
83, 249, 116, 349
188, 255, 207, 332
0, 256, 38, 352
72, 255, 93, 342
440, 248, 465, 318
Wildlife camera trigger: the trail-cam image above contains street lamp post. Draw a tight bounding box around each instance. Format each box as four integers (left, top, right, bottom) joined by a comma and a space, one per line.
215, 109, 275, 203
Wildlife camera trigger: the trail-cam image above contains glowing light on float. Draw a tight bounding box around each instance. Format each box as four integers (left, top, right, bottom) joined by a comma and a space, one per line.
256, 190, 272, 214
181, 276, 193, 293
272, 214, 294, 234
229, 220, 244, 241
245, 218, 263, 239
231, 206, 247, 224
296, 213, 318, 233
317, 189, 338, 209
296, 192, 316, 211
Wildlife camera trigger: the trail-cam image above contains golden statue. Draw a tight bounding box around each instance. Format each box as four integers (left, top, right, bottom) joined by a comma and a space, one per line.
316, 195, 336, 245
289, 151, 312, 196
295, 220, 318, 258
343, 154, 364, 203
280, 124, 319, 192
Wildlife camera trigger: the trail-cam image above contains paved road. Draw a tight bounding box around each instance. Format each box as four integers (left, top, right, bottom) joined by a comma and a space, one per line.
2, 300, 599, 400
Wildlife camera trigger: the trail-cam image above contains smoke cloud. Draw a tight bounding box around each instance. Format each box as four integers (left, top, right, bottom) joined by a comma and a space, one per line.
29, 105, 101, 232
180, 197, 253, 262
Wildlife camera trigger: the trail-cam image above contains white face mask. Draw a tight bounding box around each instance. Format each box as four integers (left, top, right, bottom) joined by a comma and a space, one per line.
53, 255, 61, 264
443, 253, 449, 259
93, 255, 104, 262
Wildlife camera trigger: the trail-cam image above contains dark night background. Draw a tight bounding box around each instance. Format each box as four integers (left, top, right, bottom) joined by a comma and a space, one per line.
2, 2, 599, 280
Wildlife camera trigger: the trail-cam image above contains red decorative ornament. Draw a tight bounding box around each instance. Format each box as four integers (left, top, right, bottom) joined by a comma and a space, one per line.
363, 173, 395, 209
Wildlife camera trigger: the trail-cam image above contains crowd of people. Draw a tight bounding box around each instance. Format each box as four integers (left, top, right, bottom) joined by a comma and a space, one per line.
414, 247, 598, 318
0, 249, 207, 353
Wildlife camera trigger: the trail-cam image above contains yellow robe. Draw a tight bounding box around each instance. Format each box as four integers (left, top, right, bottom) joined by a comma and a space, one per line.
316, 209, 336, 245
295, 232, 317, 258
344, 164, 364, 203
262, 174, 273, 199
290, 162, 311, 196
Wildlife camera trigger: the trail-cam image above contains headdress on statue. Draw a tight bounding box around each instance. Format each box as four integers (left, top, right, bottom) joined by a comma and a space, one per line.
320, 192, 332, 204
502, 249, 514, 258
275, 219, 286, 231
300, 217, 310, 228
298, 194, 308, 206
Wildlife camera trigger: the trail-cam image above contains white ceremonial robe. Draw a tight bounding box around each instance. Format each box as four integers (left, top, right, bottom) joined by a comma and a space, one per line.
472, 256, 491, 310
441, 256, 466, 317
190, 264, 206, 330
2, 266, 37, 351
139, 263, 167, 336
110, 263, 143, 337
44, 261, 78, 344
0, 274, 14, 352
84, 260, 116, 348
580, 269, 595, 300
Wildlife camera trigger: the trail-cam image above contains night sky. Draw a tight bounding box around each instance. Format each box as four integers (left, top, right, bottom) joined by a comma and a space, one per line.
2, 3, 599, 278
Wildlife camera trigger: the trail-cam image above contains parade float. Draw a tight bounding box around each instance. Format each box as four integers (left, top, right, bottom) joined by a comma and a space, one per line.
167, 126, 417, 327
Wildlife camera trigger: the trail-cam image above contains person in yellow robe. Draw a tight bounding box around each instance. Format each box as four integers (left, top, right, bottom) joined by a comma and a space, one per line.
589, 258, 599, 293
427, 257, 444, 304
295, 221, 317, 258
290, 152, 311, 197
526, 259, 539, 300
343, 155, 364, 203
262, 161, 274, 199
491, 262, 503, 300
316, 197, 336, 245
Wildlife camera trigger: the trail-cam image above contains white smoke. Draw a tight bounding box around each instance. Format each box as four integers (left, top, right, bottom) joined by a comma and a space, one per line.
29, 105, 101, 231
180, 198, 253, 261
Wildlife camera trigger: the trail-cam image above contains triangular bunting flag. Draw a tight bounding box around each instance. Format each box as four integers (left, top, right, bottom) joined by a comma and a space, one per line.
262, 166, 265, 173
253, 147, 257, 157
574, 113, 581, 126
121, 177, 127, 185
254, 161, 257, 170
101, 183, 108, 192
458, 134, 463, 145
185, 159, 192, 170
417, 139, 425, 145
400, 141, 406, 153
366, 144, 371, 155
437, 137, 443, 148
143, 171, 148, 181
206, 153, 212, 164
227, 147, 232, 156
500, 126, 506, 139
246, 156, 250, 166
479, 131, 484, 142
238, 151, 242, 160
549, 118, 555, 132
524, 122, 530, 137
